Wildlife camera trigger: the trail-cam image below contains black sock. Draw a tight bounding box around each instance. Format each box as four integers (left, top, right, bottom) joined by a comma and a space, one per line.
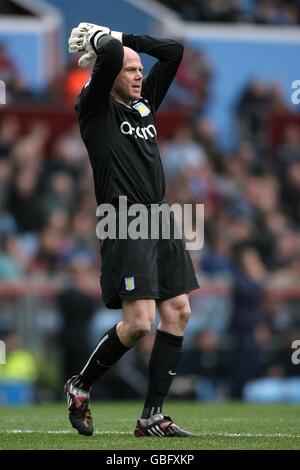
74, 324, 130, 391
141, 329, 183, 419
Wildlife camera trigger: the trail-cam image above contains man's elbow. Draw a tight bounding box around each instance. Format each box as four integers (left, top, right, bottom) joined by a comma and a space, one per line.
176, 41, 184, 58
96, 35, 124, 69
170, 40, 184, 61
96, 35, 123, 58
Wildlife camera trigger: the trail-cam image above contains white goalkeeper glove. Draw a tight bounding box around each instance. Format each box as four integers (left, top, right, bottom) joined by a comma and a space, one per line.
68, 22, 123, 68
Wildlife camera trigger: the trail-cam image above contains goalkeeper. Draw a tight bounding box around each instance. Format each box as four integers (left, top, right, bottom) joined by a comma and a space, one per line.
65, 22, 199, 437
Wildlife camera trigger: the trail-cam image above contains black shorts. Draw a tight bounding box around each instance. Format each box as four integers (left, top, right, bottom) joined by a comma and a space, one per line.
99, 206, 199, 309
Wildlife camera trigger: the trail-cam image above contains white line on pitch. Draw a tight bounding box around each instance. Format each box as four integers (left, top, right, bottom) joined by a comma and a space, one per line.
1, 430, 300, 438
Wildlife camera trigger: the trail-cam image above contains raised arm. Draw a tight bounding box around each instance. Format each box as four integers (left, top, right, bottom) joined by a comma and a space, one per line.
77, 34, 124, 112
122, 35, 184, 111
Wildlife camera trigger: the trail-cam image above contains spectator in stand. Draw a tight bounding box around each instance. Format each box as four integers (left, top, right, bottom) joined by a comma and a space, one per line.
0, 153, 12, 210
57, 253, 96, 381
201, 232, 232, 276
0, 232, 29, 281
0, 43, 17, 99
8, 167, 44, 233
193, 117, 223, 171
0, 326, 38, 404
277, 123, 300, 174
50, 125, 89, 181
179, 329, 228, 401
270, 227, 299, 272
229, 244, 267, 398
162, 125, 207, 178
159, 0, 244, 22
157, 0, 299, 25
41, 171, 76, 217
236, 78, 288, 156
63, 58, 91, 105
166, 47, 213, 112
236, 79, 270, 150
0, 43, 32, 103
71, 209, 98, 253
0, 116, 20, 155
280, 161, 300, 225
29, 225, 68, 275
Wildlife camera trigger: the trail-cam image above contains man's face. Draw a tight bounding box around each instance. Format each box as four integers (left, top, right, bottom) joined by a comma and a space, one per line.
112, 48, 143, 105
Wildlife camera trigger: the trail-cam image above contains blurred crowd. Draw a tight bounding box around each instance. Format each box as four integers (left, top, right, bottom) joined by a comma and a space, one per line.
0, 116, 98, 280
158, 0, 300, 25
1, 38, 300, 403
0, 40, 213, 109
0, 43, 33, 104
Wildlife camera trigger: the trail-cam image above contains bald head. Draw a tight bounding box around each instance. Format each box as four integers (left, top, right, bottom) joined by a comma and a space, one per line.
123, 46, 140, 63
111, 46, 143, 106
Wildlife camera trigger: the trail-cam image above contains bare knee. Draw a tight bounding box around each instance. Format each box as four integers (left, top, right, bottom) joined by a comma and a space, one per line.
172, 302, 191, 329
123, 319, 153, 342
158, 296, 191, 335
118, 299, 156, 346
179, 305, 191, 327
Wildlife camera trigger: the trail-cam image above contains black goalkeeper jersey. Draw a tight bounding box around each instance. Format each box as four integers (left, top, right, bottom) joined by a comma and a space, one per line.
75, 34, 183, 207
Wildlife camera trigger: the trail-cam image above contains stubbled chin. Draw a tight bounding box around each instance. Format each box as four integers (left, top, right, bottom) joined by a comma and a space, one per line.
132, 90, 141, 98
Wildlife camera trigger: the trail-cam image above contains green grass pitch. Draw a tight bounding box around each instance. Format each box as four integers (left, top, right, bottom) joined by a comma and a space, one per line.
0, 401, 299, 450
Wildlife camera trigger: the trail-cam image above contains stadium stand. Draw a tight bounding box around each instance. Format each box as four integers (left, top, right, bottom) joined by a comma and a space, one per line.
0, 0, 300, 402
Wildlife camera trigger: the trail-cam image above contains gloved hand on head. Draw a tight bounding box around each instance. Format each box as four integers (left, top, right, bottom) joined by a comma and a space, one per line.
68, 22, 123, 68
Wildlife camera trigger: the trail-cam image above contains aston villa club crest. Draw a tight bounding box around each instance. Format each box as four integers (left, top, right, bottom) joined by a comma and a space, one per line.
132, 101, 151, 117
